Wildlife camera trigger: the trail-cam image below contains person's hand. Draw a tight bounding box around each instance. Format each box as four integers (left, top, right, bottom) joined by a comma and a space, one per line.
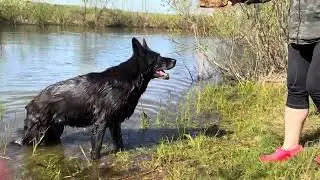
225, 0, 244, 7
200, 0, 243, 9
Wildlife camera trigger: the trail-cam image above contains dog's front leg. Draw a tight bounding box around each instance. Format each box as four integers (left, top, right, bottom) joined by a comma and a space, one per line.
90, 120, 108, 160
109, 122, 124, 152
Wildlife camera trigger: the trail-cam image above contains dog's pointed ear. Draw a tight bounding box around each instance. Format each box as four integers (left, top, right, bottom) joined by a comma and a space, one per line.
132, 38, 144, 56
142, 38, 150, 49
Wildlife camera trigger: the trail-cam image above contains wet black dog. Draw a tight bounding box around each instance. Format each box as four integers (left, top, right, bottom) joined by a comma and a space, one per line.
20, 38, 176, 159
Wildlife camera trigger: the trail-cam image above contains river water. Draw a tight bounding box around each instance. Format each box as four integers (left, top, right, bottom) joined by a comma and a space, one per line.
0, 25, 220, 178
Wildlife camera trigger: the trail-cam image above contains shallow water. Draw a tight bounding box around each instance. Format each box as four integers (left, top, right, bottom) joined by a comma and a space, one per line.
0, 25, 220, 177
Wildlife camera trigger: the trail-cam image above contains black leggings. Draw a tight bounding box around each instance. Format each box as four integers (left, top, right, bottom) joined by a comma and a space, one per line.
286, 42, 320, 110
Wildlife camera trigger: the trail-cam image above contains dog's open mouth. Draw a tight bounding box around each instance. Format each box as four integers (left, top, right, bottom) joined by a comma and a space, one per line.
154, 70, 169, 80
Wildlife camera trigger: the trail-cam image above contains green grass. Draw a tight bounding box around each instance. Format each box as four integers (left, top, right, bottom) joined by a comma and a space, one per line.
15, 82, 320, 179
141, 82, 320, 179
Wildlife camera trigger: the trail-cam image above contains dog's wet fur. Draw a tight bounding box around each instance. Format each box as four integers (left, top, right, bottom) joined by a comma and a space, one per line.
19, 38, 176, 160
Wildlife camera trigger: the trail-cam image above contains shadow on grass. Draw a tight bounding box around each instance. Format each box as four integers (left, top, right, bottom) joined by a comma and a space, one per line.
60, 124, 233, 152
300, 128, 320, 147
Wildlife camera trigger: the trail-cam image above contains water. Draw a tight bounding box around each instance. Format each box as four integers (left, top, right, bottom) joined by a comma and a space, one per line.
0, 25, 222, 178
0, 24, 202, 169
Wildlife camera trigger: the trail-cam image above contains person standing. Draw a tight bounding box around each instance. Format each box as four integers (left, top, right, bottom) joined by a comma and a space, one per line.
201, 0, 320, 162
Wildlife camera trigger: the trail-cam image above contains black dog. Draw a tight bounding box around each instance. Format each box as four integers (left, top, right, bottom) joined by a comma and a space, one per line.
20, 38, 176, 159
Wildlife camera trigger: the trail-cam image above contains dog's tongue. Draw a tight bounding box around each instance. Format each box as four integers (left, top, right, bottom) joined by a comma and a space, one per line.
158, 70, 166, 76
156, 70, 169, 79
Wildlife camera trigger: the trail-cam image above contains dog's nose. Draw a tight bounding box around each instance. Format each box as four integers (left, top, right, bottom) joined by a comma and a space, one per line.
171, 59, 177, 66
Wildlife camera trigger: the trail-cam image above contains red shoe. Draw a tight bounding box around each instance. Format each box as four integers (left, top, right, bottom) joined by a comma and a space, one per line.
259, 145, 304, 162
314, 154, 320, 165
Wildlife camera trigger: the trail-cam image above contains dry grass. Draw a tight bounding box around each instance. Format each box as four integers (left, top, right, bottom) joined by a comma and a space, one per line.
164, 0, 290, 81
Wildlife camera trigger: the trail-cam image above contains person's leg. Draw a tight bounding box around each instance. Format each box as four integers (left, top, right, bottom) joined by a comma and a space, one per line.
306, 42, 320, 112
283, 43, 316, 149
282, 107, 308, 149
260, 43, 314, 162
306, 42, 320, 164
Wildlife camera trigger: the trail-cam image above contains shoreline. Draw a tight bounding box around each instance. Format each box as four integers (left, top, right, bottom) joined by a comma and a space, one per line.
9, 81, 320, 179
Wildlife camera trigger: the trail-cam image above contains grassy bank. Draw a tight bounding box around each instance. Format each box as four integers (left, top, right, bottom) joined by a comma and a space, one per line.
18, 82, 320, 179
0, 1, 189, 31
0, 0, 253, 34
142, 82, 320, 179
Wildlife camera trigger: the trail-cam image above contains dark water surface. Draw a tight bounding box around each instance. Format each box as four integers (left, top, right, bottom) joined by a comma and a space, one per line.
0, 25, 216, 176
